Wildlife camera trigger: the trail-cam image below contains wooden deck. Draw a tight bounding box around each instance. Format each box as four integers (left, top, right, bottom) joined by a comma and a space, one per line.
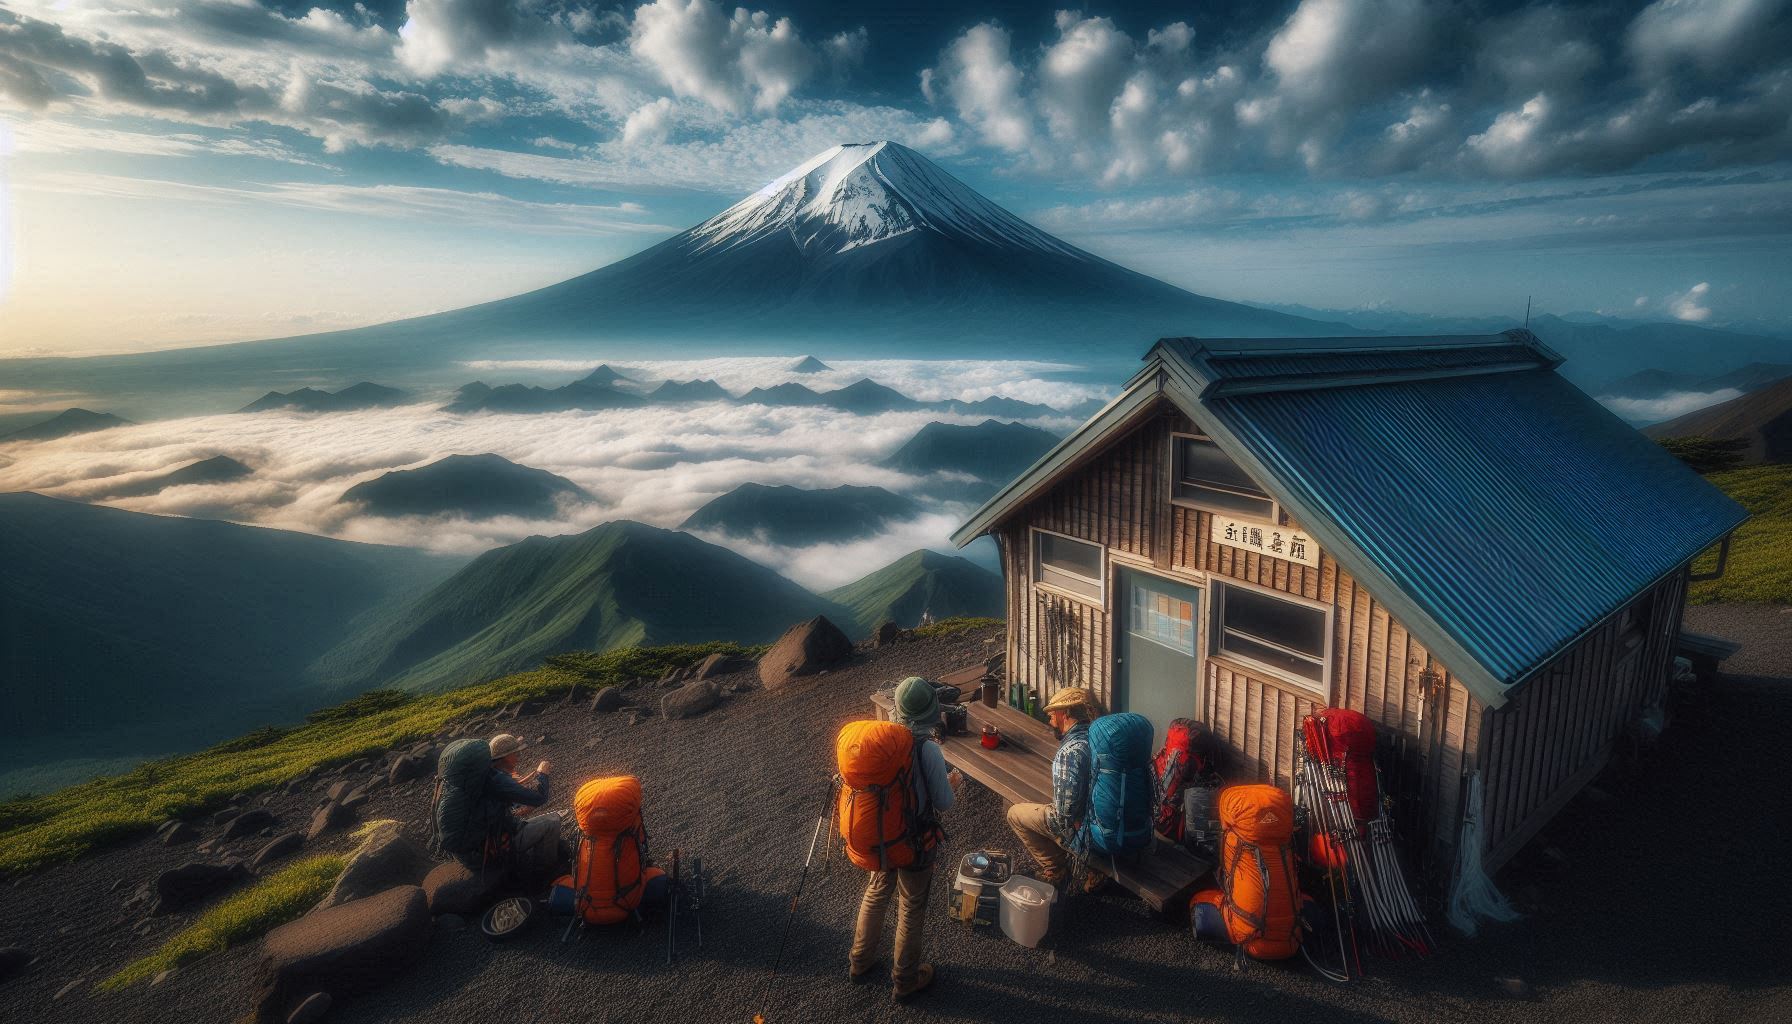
870, 672, 1212, 913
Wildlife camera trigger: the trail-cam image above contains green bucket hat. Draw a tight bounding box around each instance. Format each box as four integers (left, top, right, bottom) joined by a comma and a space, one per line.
894, 676, 940, 732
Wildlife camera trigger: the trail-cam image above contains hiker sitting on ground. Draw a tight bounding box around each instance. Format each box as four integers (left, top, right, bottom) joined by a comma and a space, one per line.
848, 676, 963, 1001
434, 731, 556, 873
485, 733, 563, 878
1005, 687, 1107, 893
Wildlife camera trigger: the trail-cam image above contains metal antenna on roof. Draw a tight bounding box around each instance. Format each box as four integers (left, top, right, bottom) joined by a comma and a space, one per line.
1524, 295, 1531, 330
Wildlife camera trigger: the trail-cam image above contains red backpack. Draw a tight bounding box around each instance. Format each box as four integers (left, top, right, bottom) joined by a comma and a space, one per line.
1152, 718, 1225, 840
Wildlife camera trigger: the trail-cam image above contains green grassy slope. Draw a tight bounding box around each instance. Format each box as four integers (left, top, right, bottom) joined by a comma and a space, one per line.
1690, 464, 1792, 605
312, 520, 851, 693
824, 549, 1004, 635
0, 493, 465, 776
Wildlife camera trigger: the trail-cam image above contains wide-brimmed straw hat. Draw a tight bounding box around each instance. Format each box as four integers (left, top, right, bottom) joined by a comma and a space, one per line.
489, 733, 530, 759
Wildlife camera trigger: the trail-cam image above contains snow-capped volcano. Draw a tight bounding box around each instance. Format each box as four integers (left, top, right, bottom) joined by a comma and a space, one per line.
688, 142, 1089, 260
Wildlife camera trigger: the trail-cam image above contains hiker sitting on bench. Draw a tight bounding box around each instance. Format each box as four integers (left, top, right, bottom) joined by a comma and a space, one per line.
483, 733, 559, 876
1005, 687, 1108, 894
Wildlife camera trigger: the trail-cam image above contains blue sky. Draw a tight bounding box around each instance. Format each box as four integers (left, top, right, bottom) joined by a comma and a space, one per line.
2, 0, 1790, 354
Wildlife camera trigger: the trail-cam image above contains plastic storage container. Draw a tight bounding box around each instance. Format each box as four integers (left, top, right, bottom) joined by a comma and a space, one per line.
998, 875, 1057, 948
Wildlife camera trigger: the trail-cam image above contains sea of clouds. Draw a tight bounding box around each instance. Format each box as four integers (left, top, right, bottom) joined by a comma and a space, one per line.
0, 358, 1100, 591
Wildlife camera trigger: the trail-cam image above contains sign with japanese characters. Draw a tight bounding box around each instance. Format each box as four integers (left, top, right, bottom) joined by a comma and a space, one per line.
1211, 515, 1319, 568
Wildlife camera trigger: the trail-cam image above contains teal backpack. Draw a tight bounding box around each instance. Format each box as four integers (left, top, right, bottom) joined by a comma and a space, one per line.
431, 738, 502, 858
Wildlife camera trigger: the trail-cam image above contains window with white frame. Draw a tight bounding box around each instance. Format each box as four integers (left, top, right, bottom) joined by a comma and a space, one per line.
1033, 530, 1103, 603
1211, 580, 1328, 693
1172, 434, 1277, 521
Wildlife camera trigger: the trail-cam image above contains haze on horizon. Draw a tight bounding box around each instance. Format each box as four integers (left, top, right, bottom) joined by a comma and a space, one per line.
2, 0, 1791, 357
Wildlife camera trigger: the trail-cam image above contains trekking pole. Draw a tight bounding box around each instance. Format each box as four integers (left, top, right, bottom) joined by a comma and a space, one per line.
691, 856, 705, 950
752, 777, 837, 1024
667, 848, 681, 966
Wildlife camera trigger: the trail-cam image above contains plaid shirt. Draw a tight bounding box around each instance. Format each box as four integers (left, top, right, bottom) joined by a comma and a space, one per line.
1048, 722, 1092, 838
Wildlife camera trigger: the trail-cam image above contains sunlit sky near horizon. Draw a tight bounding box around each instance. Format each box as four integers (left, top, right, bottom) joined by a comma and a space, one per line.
2, 0, 1791, 356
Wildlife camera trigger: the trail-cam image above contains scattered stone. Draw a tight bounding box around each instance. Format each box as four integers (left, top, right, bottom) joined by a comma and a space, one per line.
54, 977, 86, 1001
727, 681, 756, 695
287, 991, 332, 1024
316, 823, 431, 911
307, 800, 357, 842
757, 616, 854, 690
284, 779, 308, 797
693, 652, 750, 680
231, 792, 250, 805
661, 681, 721, 720
151, 968, 175, 988
326, 781, 355, 803
590, 688, 627, 714
627, 712, 646, 727
252, 832, 306, 872
0, 947, 31, 983
223, 809, 278, 840
340, 793, 370, 814
533, 735, 548, 746
212, 806, 244, 826
387, 754, 426, 786
421, 861, 507, 916
108, 878, 124, 894
254, 886, 428, 1024
152, 860, 249, 915
1496, 977, 1534, 999
873, 620, 903, 647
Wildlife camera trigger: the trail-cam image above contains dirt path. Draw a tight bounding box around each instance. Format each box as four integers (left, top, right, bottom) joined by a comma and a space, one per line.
8, 614, 1790, 1024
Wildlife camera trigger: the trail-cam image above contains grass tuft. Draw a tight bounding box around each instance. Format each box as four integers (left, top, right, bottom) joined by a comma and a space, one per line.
1690, 464, 1792, 605
99, 855, 346, 991
913, 616, 1004, 639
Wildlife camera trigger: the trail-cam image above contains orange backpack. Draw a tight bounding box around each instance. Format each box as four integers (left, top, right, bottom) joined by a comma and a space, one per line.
835, 720, 941, 872
1192, 784, 1303, 961
562, 776, 664, 925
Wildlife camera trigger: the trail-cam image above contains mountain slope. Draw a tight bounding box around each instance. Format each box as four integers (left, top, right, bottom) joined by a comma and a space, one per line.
240, 382, 406, 413
679, 483, 922, 544
1, 408, 132, 442
883, 419, 1060, 481
823, 549, 1004, 633
104, 455, 252, 497
339, 454, 590, 519
0, 492, 464, 788
1645, 374, 1792, 464
313, 520, 850, 693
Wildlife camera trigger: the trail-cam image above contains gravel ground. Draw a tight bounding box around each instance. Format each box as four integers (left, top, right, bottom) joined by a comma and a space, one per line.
6, 615, 1790, 1024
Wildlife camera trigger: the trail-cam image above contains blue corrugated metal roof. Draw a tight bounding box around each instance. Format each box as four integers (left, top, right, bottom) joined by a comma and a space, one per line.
1205, 368, 1747, 688
954, 331, 1749, 705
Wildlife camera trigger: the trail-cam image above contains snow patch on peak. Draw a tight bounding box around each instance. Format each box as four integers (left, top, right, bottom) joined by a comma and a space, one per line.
687, 142, 1091, 261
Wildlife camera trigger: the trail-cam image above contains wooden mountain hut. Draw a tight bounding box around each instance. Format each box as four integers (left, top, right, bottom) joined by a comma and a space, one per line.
950, 330, 1747, 886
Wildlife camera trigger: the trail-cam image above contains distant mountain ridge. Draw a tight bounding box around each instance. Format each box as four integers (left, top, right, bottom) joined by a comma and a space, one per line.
339, 453, 590, 519
1, 408, 132, 442
240, 382, 406, 413
824, 549, 1004, 634
103, 455, 252, 498
883, 419, 1060, 481
680, 483, 922, 544
1645, 374, 1792, 465
313, 519, 851, 693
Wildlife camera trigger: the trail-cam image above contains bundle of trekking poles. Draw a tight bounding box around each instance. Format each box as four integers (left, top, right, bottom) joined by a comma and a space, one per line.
1293, 707, 1434, 981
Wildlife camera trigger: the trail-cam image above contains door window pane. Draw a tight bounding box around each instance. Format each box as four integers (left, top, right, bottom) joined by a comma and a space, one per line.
1130, 583, 1195, 654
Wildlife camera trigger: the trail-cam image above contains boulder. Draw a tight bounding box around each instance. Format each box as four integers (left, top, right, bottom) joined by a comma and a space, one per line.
316, 824, 431, 911
251, 833, 306, 872
253, 886, 429, 1024
212, 806, 244, 826
160, 822, 199, 846
307, 800, 356, 842
325, 781, 354, 803
590, 687, 627, 714
757, 616, 853, 690
340, 793, 370, 815
421, 861, 508, 916
223, 809, 277, 841
288, 992, 332, 1024
661, 681, 720, 720
0, 946, 31, 983
693, 652, 749, 680
873, 620, 903, 647
387, 755, 425, 786
152, 860, 249, 915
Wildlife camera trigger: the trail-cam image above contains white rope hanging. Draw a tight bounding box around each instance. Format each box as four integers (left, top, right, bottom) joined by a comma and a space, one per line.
1446, 770, 1521, 936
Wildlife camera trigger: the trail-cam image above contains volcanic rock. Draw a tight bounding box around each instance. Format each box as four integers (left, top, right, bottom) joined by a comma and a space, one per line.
253, 886, 429, 1024
757, 616, 853, 690
661, 681, 720, 720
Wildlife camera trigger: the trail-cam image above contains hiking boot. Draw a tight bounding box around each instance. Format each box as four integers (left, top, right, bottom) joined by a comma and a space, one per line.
891, 963, 935, 1001
849, 962, 879, 985
1037, 871, 1068, 895
1082, 869, 1112, 895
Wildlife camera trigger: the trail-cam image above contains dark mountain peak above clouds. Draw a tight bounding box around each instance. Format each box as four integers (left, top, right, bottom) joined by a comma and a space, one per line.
823, 377, 925, 413
738, 382, 828, 407
679, 482, 923, 545
882, 419, 1061, 483
649, 378, 733, 403
104, 455, 253, 498
445, 375, 646, 414
2, 408, 132, 442
339, 453, 590, 519
579, 364, 634, 386
1645, 373, 1792, 465
240, 382, 406, 413
790, 356, 832, 373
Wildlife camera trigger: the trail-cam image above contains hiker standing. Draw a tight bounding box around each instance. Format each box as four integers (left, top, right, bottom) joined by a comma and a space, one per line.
1005, 687, 1105, 893
846, 676, 963, 1000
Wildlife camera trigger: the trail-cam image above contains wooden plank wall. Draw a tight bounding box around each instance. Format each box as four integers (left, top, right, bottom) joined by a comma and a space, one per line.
1476, 569, 1688, 868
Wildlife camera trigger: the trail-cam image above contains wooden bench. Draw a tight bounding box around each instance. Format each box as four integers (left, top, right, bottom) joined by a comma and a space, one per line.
869, 677, 1212, 913
1676, 629, 1742, 685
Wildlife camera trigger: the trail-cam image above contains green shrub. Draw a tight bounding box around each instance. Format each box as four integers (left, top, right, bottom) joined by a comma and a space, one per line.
913, 616, 1004, 639
1690, 464, 1792, 605
1658, 435, 1751, 474
100, 855, 346, 990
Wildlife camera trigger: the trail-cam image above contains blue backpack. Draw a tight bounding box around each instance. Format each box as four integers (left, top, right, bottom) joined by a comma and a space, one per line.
1082, 713, 1155, 856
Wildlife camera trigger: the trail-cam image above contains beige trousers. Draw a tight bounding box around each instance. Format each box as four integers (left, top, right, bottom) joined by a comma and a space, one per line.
849, 864, 935, 983
1006, 802, 1070, 881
